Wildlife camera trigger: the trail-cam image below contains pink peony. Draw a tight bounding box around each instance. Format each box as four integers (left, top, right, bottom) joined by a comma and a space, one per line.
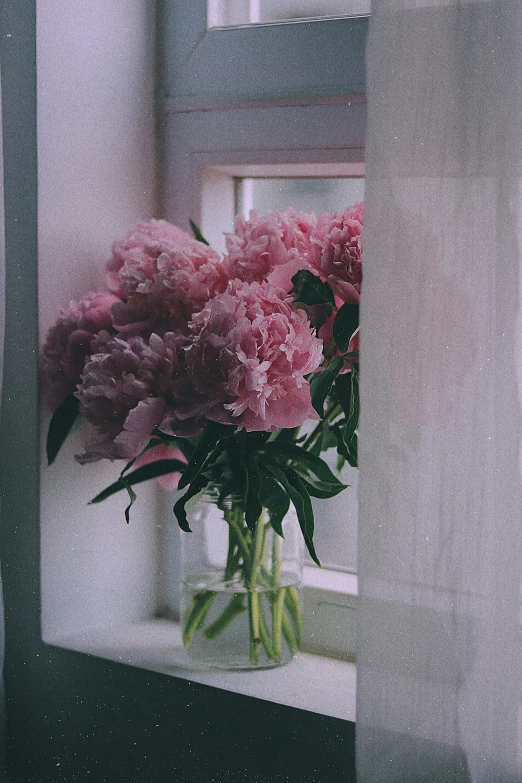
311, 203, 363, 304
224, 209, 317, 290
184, 280, 323, 432
133, 443, 187, 491
41, 291, 121, 411
107, 219, 229, 332
75, 330, 200, 464
107, 219, 195, 296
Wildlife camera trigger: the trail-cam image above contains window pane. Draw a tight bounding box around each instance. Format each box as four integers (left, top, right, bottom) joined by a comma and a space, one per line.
238, 177, 363, 573
238, 177, 365, 219
208, 0, 370, 27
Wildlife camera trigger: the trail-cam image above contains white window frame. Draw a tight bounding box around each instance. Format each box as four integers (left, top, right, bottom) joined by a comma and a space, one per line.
161, 2, 368, 661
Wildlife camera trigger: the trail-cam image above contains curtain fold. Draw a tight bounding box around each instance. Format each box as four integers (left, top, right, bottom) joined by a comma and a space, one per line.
357, 1, 522, 781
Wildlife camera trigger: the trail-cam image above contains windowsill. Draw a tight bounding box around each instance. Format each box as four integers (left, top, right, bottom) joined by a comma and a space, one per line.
303, 564, 358, 594
46, 618, 356, 722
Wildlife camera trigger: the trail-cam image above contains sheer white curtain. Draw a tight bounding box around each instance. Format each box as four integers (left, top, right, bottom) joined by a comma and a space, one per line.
358, 1, 522, 781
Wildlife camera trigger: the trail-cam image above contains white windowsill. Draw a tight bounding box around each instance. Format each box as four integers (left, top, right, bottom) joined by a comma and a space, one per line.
46, 618, 356, 722
303, 564, 358, 594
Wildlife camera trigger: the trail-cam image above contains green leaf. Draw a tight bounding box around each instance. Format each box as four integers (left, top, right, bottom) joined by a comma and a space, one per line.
259, 441, 345, 486
151, 431, 195, 461
320, 427, 338, 451
188, 219, 210, 246
217, 480, 239, 509
222, 434, 249, 498
120, 438, 164, 478
345, 432, 358, 468
242, 430, 271, 451
291, 270, 335, 308
290, 466, 348, 499
245, 455, 263, 530
120, 475, 137, 524
270, 426, 301, 443
266, 464, 320, 566
258, 472, 290, 537
332, 422, 350, 460
345, 367, 359, 444
334, 372, 352, 417
89, 458, 188, 504
46, 393, 80, 465
173, 473, 209, 532
333, 304, 359, 354
178, 421, 235, 490
309, 355, 344, 418
332, 422, 358, 468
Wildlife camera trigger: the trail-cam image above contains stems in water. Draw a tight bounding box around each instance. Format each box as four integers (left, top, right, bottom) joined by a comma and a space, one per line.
183, 497, 302, 667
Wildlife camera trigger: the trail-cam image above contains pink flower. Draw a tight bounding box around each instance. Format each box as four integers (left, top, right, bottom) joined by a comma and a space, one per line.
75, 331, 199, 463
133, 443, 187, 491
107, 219, 228, 331
184, 280, 323, 432
311, 203, 363, 304
107, 219, 195, 296
41, 291, 121, 411
224, 209, 317, 290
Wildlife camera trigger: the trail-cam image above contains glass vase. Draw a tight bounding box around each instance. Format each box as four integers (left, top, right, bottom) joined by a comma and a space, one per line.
181, 491, 303, 670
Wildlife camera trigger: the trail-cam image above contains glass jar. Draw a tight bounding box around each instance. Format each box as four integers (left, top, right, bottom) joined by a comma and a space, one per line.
181, 490, 303, 670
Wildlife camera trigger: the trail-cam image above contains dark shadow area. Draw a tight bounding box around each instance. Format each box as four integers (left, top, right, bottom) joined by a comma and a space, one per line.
6, 647, 355, 783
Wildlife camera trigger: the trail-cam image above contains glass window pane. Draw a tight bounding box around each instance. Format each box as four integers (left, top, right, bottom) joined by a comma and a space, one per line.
237, 177, 363, 573
237, 177, 364, 217
208, 0, 370, 27
238, 176, 364, 219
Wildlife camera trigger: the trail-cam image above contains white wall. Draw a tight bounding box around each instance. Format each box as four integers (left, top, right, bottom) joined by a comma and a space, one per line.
37, 1, 161, 639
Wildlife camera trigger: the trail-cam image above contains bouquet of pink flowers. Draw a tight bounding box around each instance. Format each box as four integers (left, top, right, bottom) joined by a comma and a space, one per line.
42, 205, 362, 666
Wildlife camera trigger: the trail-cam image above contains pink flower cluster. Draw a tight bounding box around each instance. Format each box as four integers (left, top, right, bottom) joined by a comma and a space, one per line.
185, 280, 323, 432
312, 203, 363, 305
108, 219, 228, 336
75, 330, 197, 463
223, 205, 363, 305
224, 209, 317, 292
41, 291, 120, 410
41, 205, 362, 468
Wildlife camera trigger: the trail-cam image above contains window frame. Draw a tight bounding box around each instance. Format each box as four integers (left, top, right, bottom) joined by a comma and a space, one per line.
161, 2, 368, 661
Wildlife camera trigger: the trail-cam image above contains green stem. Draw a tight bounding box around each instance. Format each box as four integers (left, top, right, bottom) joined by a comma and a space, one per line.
224, 526, 238, 581
260, 579, 299, 654
302, 402, 343, 451
272, 587, 286, 662
248, 591, 261, 665
271, 533, 283, 659
261, 523, 271, 570
272, 532, 281, 585
246, 514, 266, 664
259, 595, 276, 661
182, 591, 216, 646
249, 514, 265, 590
285, 586, 302, 646
281, 610, 298, 654
225, 507, 252, 567
204, 593, 247, 639
206, 502, 292, 666
259, 580, 299, 654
